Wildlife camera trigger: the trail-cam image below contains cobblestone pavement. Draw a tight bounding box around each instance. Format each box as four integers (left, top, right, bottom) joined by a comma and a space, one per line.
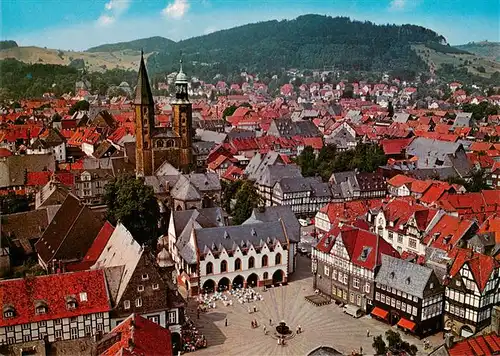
187, 256, 443, 355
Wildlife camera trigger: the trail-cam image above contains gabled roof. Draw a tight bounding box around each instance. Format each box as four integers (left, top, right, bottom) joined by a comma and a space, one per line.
375, 254, 434, 299
448, 248, 498, 292
423, 215, 476, 252
92, 223, 143, 305
448, 332, 500, 356
97, 314, 172, 356
0, 270, 110, 327
35, 194, 104, 266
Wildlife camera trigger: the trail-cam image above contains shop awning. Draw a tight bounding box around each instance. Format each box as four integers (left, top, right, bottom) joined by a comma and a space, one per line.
371, 307, 389, 320
397, 318, 416, 331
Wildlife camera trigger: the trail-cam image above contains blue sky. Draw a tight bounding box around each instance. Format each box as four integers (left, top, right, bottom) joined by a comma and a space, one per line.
1, 0, 498, 50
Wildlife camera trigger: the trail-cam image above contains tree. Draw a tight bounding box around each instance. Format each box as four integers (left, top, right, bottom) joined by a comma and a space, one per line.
372, 335, 387, 355
223, 105, 237, 119
385, 330, 418, 356
104, 175, 160, 246
221, 180, 243, 214
231, 180, 261, 225
296, 146, 317, 177
68, 100, 90, 115
387, 101, 394, 117
0, 192, 31, 214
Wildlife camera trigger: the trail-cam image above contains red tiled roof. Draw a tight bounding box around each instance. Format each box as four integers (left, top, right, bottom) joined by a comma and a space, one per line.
479, 214, 500, 243
379, 138, 413, 155
423, 215, 475, 252
387, 174, 414, 188
449, 248, 498, 294
99, 314, 173, 356
0, 270, 110, 327
0, 148, 12, 157
317, 226, 399, 270
319, 200, 383, 224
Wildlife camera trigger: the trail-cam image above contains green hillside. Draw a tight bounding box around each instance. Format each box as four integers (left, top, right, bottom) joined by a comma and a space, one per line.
146, 15, 446, 79
87, 36, 176, 53
455, 41, 500, 62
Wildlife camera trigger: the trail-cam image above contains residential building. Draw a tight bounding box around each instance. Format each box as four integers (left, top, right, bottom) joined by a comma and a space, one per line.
329, 171, 387, 202
373, 254, 444, 337
254, 164, 302, 206
444, 248, 500, 337
271, 176, 332, 217
74, 169, 113, 205
93, 223, 185, 335
312, 226, 399, 313
0, 270, 111, 345
96, 314, 173, 356
368, 198, 443, 255
35, 194, 105, 271
27, 128, 66, 162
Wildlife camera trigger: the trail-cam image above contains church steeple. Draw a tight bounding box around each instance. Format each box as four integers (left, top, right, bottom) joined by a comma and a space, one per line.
174, 59, 189, 102
134, 51, 154, 106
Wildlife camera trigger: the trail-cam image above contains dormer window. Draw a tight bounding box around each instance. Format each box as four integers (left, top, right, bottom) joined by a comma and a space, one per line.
3, 305, 15, 319
142, 274, 149, 280
66, 297, 77, 310
35, 301, 48, 315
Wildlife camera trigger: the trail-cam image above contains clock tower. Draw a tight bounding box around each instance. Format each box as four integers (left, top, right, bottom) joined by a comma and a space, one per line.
171, 60, 193, 170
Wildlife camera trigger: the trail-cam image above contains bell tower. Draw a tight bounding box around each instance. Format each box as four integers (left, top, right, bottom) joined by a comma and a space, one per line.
134, 51, 155, 177
171, 60, 193, 170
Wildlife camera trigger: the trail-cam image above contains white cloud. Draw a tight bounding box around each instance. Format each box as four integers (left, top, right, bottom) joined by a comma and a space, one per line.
105, 0, 131, 15
389, 0, 407, 11
97, 15, 116, 26
162, 0, 190, 19
97, 0, 131, 26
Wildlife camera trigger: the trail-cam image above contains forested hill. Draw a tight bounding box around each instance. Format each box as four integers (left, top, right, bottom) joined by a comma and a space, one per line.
455, 42, 500, 62
87, 36, 176, 53
146, 15, 447, 78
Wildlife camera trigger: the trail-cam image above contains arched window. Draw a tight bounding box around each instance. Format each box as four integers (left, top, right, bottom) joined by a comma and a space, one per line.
248, 256, 255, 269
275, 253, 282, 265
156, 140, 164, 148
234, 258, 241, 271
206, 262, 213, 275
263, 272, 269, 280
166, 140, 174, 148
261, 255, 268, 267
220, 260, 227, 273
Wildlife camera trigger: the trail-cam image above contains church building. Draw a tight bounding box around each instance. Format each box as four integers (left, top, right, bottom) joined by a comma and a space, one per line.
134, 54, 194, 176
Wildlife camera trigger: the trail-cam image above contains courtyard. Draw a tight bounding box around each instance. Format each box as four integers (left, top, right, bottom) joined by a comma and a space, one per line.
186, 255, 443, 355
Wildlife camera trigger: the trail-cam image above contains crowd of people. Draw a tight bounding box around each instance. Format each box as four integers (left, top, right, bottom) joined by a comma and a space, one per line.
181, 318, 207, 352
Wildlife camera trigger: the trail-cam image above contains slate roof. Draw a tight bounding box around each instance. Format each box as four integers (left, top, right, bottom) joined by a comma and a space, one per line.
0, 154, 56, 188
270, 118, 322, 138
406, 138, 462, 168
133, 53, 154, 106
189, 172, 221, 192
1, 209, 50, 255
245, 151, 285, 181
35, 194, 104, 266
244, 206, 300, 243
392, 113, 410, 124
195, 221, 288, 256
375, 254, 433, 299
255, 164, 302, 188
0, 269, 110, 327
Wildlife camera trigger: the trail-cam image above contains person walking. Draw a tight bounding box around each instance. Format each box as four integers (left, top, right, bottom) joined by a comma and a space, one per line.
366, 329, 370, 337
253, 305, 257, 313
225, 318, 228, 327
263, 325, 267, 335
269, 318, 272, 326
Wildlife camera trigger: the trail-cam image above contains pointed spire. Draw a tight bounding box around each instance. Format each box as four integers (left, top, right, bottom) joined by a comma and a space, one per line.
134, 51, 154, 105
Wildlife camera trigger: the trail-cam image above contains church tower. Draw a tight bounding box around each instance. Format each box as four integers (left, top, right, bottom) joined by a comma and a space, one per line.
134, 52, 155, 177
171, 60, 193, 170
